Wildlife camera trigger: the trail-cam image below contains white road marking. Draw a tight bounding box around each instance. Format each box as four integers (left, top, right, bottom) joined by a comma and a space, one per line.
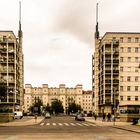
42, 122, 95, 127
82, 123, 89, 126
46, 123, 50, 125
88, 123, 95, 126
58, 123, 63, 126
40, 123, 44, 126
64, 123, 69, 126
70, 123, 76, 126
76, 123, 83, 126
52, 123, 56, 126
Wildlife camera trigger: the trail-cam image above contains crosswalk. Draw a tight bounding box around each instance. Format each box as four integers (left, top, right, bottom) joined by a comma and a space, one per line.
40, 122, 95, 127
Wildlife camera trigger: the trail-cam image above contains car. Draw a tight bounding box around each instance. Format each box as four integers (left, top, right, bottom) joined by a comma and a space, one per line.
75, 114, 85, 121
45, 112, 51, 118
14, 111, 23, 119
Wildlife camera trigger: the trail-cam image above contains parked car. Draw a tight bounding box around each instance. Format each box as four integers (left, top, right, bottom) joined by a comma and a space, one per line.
45, 112, 51, 118
14, 111, 23, 119
75, 114, 85, 121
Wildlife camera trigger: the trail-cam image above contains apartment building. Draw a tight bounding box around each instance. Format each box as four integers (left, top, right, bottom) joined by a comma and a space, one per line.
24, 84, 93, 114
0, 30, 23, 111
94, 32, 140, 121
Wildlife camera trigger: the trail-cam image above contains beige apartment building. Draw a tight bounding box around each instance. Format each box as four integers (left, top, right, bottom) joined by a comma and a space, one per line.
94, 32, 140, 121
0, 30, 24, 111
24, 84, 93, 114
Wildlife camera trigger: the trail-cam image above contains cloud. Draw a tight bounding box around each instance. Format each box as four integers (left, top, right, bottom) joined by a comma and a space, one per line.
50, 0, 95, 45
2, 0, 140, 90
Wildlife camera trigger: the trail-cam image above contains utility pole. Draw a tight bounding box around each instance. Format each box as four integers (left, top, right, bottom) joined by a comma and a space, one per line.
113, 88, 116, 126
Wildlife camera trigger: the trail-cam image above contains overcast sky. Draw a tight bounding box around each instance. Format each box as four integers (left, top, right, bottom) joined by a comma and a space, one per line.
0, 0, 140, 90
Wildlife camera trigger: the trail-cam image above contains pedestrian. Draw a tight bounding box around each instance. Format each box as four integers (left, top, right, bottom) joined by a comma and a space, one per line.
94, 113, 97, 121
102, 113, 106, 121
107, 113, 111, 121
34, 114, 37, 123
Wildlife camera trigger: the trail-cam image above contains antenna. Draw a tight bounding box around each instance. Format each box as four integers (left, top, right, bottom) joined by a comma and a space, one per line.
95, 3, 99, 39
18, 1, 22, 38
19, 1, 21, 30
96, 3, 98, 24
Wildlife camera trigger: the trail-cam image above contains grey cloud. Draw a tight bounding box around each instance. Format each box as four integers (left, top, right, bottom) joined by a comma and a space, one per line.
51, 0, 95, 46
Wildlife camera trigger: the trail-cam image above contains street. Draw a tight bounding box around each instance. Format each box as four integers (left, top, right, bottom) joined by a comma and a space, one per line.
0, 116, 140, 140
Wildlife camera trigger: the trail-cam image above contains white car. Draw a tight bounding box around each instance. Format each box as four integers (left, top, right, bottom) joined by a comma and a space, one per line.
45, 113, 51, 118
14, 111, 23, 119
75, 114, 85, 121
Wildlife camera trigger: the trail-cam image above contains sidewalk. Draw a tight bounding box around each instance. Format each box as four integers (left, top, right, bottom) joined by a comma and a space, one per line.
85, 117, 140, 134
0, 116, 44, 126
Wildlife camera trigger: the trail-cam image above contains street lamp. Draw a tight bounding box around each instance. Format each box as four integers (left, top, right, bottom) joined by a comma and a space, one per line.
113, 88, 118, 126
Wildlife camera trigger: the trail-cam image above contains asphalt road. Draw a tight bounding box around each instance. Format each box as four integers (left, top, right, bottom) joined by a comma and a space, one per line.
0, 116, 140, 140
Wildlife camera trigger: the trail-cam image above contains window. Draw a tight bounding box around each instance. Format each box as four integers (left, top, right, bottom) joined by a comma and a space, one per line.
127, 76, 131, 82
128, 37, 131, 43
135, 86, 138, 91
128, 57, 131, 62
127, 96, 131, 101
112, 37, 116, 41
127, 86, 131, 91
120, 96, 123, 101
120, 67, 123, 72
120, 47, 123, 52
120, 76, 123, 82
135, 57, 139, 62
120, 57, 123, 62
120, 37, 123, 43
135, 67, 139, 72
135, 76, 138, 82
135, 47, 139, 53
120, 86, 123, 91
135, 38, 139, 43
128, 47, 131, 53
135, 96, 138, 101
128, 67, 131, 72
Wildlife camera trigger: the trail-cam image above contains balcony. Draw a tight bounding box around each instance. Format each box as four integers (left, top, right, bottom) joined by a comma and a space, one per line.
113, 79, 119, 83
105, 101, 112, 105
105, 69, 111, 73
105, 80, 111, 83
113, 59, 119, 63
113, 69, 119, 73
105, 50, 111, 55
113, 49, 119, 55
105, 90, 111, 95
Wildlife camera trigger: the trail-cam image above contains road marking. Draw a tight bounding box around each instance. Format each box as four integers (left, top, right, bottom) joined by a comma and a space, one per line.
40, 123, 44, 126
40, 122, 96, 127
82, 123, 89, 126
58, 123, 63, 126
46, 123, 50, 125
76, 123, 83, 126
88, 123, 95, 126
64, 123, 69, 126
52, 123, 56, 126
70, 123, 76, 126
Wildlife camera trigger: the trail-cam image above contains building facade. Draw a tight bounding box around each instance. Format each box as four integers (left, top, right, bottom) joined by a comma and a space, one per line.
94, 32, 140, 121
0, 30, 24, 111
24, 84, 93, 114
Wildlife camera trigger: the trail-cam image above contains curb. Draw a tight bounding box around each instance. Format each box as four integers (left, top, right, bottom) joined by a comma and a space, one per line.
0, 117, 45, 127
85, 119, 140, 134
111, 126, 140, 134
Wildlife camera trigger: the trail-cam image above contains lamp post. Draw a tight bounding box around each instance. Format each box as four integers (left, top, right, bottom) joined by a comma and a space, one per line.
113, 88, 118, 126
